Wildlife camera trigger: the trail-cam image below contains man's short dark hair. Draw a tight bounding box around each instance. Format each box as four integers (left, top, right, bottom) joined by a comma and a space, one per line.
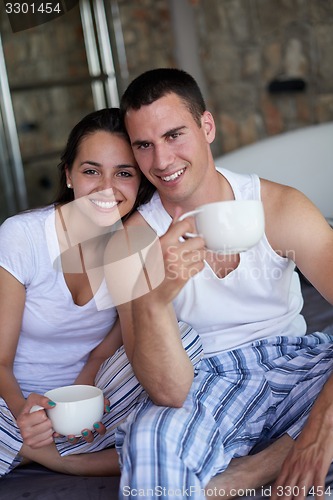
120, 68, 206, 127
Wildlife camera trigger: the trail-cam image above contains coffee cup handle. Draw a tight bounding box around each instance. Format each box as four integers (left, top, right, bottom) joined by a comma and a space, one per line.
30, 405, 44, 413
177, 209, 202, 239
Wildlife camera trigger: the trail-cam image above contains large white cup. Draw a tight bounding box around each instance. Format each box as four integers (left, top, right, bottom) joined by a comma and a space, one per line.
178, 200, 265, 254
43, 385, 104, 437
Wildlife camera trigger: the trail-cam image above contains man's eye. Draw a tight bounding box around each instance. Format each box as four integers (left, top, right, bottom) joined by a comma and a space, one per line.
169, 132, 181, 140
137, 142, 150, 150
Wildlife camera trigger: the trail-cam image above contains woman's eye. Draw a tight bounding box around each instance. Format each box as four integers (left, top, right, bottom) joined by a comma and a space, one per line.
83, 169, 99, 175
117, 171, 132, 178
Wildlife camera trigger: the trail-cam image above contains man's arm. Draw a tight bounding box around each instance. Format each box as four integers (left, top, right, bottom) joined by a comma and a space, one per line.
116, 211, 205, 407
262, 180, 333, 499
271, 375, 333, 500
262, 179, 333, 303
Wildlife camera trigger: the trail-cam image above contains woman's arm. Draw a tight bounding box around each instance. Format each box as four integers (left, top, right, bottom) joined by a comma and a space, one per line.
72, 318, 123, 442
74, 318, 123, 386
0, 266, 27, 418
0, 267, 55, 448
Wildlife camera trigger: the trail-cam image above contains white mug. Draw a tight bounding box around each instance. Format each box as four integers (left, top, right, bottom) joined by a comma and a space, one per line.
31, 385, 104, 437
178, 200, 265, 254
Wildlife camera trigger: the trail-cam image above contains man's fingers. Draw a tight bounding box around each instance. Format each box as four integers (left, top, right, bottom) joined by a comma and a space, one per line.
165, 217, 198, 243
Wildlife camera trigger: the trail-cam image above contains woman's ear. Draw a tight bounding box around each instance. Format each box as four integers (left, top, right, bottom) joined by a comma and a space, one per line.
65, 167, 72, 188
201, 111, 216, 144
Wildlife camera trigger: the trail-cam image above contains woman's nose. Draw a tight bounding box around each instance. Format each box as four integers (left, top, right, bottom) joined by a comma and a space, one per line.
96, 183, 115, 196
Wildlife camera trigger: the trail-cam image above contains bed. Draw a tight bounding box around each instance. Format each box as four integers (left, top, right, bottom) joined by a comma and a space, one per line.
1, 275, 333, 499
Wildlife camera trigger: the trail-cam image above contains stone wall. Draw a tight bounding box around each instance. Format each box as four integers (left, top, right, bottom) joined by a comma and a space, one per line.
117, 0, 333, 155
1, 0, 332, 212
193, 0, 333, 153
0, 3, 93, 208
114, 0, 176, 94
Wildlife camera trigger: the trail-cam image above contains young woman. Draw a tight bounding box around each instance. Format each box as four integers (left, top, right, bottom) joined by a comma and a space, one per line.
0, 108, 156, 476
0, 108, 202, 477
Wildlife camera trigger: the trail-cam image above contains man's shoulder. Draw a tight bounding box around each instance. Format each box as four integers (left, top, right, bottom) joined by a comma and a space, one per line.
261, 177, 318, 248
260, 178, 305, 206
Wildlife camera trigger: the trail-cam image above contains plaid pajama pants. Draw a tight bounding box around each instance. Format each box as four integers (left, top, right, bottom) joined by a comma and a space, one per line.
116, 332, 333, 499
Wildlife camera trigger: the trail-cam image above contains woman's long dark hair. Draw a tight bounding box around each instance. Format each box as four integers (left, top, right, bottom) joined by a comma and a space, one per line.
54, 108, 155, 216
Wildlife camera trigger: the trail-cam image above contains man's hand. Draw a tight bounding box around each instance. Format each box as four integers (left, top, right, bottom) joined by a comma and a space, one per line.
272, 374, 333, 500
149, 215, 206, 304
271, 428, 333, 500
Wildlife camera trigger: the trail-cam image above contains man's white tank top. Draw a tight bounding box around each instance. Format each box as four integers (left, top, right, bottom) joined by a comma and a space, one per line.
138, 168, 306, 356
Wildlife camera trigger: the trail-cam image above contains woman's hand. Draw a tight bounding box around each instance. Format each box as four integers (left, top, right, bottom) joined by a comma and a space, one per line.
18, 393, 111, 446
71, 397, 110, 443
16, 393, 55, 449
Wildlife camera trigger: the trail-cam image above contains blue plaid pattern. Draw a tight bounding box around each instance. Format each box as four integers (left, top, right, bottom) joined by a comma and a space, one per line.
116, 333, 333, 499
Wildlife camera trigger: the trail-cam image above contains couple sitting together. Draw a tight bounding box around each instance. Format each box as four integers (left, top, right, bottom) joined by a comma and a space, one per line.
1, 68, 333, 500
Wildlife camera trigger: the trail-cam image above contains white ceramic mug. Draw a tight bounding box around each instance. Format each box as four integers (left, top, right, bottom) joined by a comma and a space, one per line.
31, 385, 104, 437
178, 200, 265, 254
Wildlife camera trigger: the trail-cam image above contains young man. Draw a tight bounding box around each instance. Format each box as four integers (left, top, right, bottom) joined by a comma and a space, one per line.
115, 68, 333, 499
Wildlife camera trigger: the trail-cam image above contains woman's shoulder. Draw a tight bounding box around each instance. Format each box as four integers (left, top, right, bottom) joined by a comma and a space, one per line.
1, 205, 54, 229
0, 205, 55, 247
0, 206, 55, 282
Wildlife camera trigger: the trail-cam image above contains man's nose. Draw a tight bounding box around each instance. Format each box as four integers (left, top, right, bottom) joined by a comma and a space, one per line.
154, 144, 173, 170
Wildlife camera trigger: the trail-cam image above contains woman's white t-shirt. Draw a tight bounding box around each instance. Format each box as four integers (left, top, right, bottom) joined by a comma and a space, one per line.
0, 205, 117, 395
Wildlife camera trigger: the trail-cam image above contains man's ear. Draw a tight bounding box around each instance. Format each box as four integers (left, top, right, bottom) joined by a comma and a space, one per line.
201, 111, 216, 144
